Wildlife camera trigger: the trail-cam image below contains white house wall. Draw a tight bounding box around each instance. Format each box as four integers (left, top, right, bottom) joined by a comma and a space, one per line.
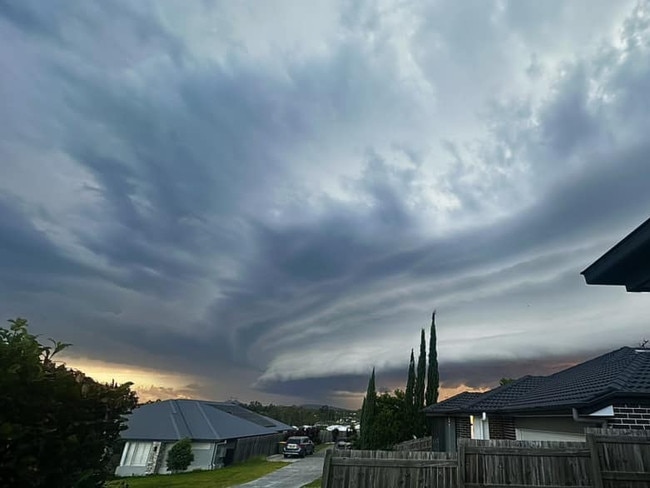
155, 442, 219, 474
514, 417, 586, 442
116, 441, 219, 477
115, 441, 152, 477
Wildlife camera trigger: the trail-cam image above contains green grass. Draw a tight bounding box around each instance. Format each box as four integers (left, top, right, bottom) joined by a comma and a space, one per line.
105, 457, 289, 488
315, 443, 332, 453
301, 479, 322, 488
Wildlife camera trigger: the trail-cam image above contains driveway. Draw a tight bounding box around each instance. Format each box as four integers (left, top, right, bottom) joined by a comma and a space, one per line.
234, 449, 326, 488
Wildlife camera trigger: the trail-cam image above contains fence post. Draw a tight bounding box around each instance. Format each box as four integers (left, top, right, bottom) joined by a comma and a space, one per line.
321, 448, 333, 488
586, 433, 603, 488
457, 440, 466, 488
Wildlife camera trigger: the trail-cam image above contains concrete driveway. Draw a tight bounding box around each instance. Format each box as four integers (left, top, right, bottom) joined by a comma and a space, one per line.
234, 449, 326, 488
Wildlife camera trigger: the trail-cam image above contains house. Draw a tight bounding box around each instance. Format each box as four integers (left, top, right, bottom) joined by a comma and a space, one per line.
115, 399, 292, 477
582, 216, 650, 292
425, 347, 650, 451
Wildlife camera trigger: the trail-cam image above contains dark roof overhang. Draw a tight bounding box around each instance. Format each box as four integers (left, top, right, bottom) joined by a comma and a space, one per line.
581, 217, 650, 292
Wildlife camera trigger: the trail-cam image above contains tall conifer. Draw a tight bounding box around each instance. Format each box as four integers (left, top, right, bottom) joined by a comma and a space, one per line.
404, 349, 416, 437
425, 310, 439, 407
415, 328, 427, 436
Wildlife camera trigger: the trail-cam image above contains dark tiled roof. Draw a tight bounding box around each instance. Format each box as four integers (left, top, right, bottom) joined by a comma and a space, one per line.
425, 347, 650, 415
472, 376, 546, 411
505, 347, 650, 411
423, 391, 483, 414
425, 376, 544, 415
122, 399, 291, 441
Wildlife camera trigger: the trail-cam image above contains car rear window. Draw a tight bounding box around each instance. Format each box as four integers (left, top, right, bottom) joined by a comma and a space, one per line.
287, 437, 302, 443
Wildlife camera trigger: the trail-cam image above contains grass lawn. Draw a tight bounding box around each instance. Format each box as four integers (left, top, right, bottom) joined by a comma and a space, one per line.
301, 479, 322, 488
315, 443, 332, 453
105, 457, 289, 488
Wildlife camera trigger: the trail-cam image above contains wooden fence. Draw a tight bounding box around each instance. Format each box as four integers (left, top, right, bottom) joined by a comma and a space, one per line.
321, 429, 650, 488
394, 437, 433, 452
458, 438, 592, 487
321, 449, 457, 488
232, 433, 284, 464
587, 428, 650, 488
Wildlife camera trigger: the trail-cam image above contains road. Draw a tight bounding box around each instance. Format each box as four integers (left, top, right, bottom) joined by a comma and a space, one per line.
234, 449, 326, 488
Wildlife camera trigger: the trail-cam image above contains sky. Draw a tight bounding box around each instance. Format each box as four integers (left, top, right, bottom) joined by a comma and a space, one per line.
2, 0, 650, 409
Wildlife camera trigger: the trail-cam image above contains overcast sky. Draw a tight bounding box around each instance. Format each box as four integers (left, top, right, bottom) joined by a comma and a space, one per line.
2, 0, 650, 408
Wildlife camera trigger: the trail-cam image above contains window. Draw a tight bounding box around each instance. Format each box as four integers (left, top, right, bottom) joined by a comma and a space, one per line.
470, 415, 490, 440
123, 442, 152, 466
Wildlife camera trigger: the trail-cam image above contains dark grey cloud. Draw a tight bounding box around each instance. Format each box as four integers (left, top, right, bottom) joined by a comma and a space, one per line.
2, 0, 650, 406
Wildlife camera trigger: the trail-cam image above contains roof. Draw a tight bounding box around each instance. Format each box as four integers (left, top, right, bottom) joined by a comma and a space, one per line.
426, 347, 650, 416
122, 400, 292, 441
423, 392, 483, 414
582, 217, 650, 292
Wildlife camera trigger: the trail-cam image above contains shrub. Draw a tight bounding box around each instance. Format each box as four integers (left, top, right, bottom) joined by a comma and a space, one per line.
0, 318, 138, 487
166, 438, 194, 473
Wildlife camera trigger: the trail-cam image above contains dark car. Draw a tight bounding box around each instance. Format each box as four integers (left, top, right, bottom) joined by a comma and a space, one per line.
283, 436, 315, 458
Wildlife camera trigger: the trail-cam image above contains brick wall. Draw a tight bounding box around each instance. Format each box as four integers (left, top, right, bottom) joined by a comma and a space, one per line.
489, 416, 516, 440
456, 417, 471, 439
610, 403, 650, 430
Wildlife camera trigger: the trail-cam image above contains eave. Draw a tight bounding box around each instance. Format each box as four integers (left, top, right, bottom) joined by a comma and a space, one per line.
581, 217, 650, 292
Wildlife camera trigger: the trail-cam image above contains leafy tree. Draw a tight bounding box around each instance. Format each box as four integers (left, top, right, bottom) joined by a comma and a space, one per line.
0, 318, 138, 488
359, 368, 377, 449
425, 311, 439, 408
166, 438, 194, 473
414, 328, 427, 437
499, 377, 515, 386
245, 401, 350, 427
373, 390, 407, 449
403, 349, 416, 439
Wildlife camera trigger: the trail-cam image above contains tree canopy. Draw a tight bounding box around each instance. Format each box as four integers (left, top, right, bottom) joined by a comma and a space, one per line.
0, 318, 138, 487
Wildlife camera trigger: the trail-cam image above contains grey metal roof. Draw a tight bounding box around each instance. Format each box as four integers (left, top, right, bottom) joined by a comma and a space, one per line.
122, 400, 291, 441
425, 347, 650, 416
582, 216, 650, 292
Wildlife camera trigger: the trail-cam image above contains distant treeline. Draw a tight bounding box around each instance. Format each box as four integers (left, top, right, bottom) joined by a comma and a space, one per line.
246, 401, 354, 426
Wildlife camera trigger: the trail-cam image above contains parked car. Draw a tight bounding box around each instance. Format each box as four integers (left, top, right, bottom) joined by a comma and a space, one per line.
283, 436, 315, 458
336, 440, 352, 450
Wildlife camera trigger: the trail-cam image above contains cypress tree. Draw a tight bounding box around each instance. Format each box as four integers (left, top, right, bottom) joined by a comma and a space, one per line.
425, 310, 439, 407
404, 349, 416, 438
360, 368, 377, 449
359, 397, 367, 447
415, 328, 427, 436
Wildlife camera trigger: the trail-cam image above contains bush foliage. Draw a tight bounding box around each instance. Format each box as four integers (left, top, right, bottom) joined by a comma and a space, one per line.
166, 437, 194, 473
0, 318, 138, 487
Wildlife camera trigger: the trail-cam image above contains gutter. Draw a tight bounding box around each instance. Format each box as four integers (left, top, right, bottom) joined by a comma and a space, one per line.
572, 408, 608, 428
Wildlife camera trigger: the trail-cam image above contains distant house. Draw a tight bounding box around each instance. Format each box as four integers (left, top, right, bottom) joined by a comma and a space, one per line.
425, 347, 650, 452
582, 216, 650, 292
115, 399, 292, 477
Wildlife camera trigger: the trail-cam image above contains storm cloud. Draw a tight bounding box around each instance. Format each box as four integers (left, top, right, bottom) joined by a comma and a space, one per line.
2, 0, 650, 407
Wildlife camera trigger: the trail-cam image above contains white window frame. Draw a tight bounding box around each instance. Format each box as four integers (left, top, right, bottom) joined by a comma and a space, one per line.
123, 441, 152, 466
470, 414, 490, 440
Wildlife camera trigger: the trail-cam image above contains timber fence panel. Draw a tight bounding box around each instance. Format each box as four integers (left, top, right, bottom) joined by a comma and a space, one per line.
232, 433, 283, 464
323, 430, 650, 488
322, 449, 458, 488
458, 438, 593, 488
394, 437, 433, 451
586, 428, 650, 488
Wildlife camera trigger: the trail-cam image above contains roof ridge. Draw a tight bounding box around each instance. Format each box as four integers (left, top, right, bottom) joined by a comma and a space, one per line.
169, 399, 193, 439
196, 401, 221, 439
